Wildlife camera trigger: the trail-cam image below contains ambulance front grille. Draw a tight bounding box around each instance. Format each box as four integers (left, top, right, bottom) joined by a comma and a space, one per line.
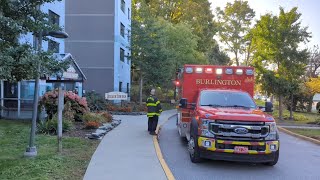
210, 120, 269, 141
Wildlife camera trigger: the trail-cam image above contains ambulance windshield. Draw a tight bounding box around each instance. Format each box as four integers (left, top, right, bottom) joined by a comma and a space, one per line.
200, 91, 256, 109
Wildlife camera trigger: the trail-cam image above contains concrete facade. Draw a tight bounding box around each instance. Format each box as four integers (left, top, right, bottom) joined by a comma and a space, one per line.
19, 0, 66, 53
65, 0, 131, 96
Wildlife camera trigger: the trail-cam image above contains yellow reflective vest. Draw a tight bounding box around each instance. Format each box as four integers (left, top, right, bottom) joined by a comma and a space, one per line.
146, 95, 163, 117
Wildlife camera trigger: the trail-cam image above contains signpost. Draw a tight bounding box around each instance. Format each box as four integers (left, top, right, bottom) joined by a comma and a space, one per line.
105, 92, 128, 101
45, 64, 82, 153
105, 92, 128, 107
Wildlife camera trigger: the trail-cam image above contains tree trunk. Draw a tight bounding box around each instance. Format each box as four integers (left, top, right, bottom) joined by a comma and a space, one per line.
307, 97, 313, 112
139, 73, 143, 105
289, 93, 294, 120
235, 51, 240, 66
278, 95, 284, 121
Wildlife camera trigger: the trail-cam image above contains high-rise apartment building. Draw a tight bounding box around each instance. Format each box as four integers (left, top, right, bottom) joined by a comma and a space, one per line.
65, 0, 132, 96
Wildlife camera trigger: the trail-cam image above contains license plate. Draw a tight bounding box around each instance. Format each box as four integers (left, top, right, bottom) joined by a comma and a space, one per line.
234, 146, 248, 154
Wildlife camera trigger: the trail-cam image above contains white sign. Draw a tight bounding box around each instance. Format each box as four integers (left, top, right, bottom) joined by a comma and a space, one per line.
63, 66, 79, 79
105, 92, 128, 100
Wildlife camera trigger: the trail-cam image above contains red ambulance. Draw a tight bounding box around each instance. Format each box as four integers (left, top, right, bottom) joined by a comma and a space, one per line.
176, 64, 279, 165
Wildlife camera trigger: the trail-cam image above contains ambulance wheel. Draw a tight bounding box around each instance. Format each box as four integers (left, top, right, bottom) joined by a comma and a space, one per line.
188, 135, 202, 163
264, 150, 279, 166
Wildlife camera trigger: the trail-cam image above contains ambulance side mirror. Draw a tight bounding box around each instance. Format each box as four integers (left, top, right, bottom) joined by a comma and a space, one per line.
179, 98, 188, 108
265, 102, 273, 112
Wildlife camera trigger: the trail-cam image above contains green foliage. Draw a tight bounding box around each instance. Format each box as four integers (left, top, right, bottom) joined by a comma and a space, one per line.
0, 119, 98, 180
37, 117, 73, 135
132, 0, 230, 90
81, 113, 103, 123
215, 0, 255, 66
85, 91, 107, 112
0, 0, 69, 82
251, 7, 310, 120
273, 109, 308, 121
82, 111, 113, 129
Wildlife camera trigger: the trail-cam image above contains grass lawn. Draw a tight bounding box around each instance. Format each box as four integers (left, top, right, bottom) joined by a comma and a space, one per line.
0, 119, 99, 180
285, 128, 320, 141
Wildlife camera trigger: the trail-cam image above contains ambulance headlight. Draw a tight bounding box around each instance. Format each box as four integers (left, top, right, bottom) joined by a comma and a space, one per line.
265, 122, 278, 140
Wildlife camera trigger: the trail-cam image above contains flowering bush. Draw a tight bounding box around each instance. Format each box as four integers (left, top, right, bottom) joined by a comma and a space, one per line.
39, 90, 89, 121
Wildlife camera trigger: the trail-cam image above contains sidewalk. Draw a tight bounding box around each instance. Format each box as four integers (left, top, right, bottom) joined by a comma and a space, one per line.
83, 110, 177, 180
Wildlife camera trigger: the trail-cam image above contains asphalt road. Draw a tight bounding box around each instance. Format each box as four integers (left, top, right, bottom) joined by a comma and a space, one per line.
158, 115, 320, 180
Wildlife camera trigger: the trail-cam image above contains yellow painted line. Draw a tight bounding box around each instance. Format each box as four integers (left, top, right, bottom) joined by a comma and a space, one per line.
153, 114, 176, 180
278, 127, 320, 146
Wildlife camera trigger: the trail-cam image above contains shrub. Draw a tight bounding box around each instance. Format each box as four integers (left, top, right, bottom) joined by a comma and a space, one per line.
85, 91, 107, 112
99, 112, 113, 123
273, 110, 308, 121
37, 116, 73, 135
84, 121, 100, 129
82, 112, 104, 123
293, 114, 309, 121
39, 90, 89, 121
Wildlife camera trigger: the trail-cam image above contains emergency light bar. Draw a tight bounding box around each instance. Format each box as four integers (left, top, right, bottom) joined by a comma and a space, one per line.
246, 69, 254, 75
195, 67, 203, 73
215, 68, 223, 75
185, 67, 193, 73
205, 68, 213, 74
184, 67, 253, 75
225, 68, 233, 74
236, 69, 243, 75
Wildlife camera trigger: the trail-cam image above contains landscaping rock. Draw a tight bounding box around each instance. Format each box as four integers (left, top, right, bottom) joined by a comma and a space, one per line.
87, 119, 122, 141
95, 129, 107, 136
88, 133, 103, 140
109, 111, 146, 115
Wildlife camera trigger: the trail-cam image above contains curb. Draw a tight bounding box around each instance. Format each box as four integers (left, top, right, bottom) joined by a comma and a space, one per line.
153, 114, 176, 180
278, 126, 320, 145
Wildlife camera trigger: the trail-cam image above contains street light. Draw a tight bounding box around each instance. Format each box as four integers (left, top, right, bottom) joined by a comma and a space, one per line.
24, 30, 68, 157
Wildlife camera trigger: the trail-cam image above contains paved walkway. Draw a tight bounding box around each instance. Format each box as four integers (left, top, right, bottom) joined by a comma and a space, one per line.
83, 110, 177, 180
279, 125, 320, 129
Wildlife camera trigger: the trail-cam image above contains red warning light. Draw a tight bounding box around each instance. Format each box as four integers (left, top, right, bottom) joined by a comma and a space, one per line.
174, 81, 180, 86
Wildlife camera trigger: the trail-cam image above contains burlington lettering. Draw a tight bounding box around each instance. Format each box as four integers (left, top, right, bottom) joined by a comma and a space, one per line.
196, 79, 241, 86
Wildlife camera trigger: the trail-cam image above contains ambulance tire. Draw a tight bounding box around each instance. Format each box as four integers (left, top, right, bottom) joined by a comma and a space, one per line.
264, 150, 279, 166
189, 135, 202, 163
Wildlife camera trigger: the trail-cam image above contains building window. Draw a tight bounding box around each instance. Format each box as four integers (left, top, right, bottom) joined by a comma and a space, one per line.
121, 0, 126, 13
33, 35, 38, 49
127, 53, 130, 64
127, 30, 131, 42
128, 8, 130, 19
120, 23, 125, 37
119, 81, 122, 92
126, 83, 129, 94
48, 39, 60, 53
120, 48, 125, 62
49, 10, 60, 25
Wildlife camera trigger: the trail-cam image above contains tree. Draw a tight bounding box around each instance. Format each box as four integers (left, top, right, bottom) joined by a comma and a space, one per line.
215, 0, 255, 66
135, 0, 229, 64
251, 7, 310, 120
0, 0, 69, 82
131, 1, 203, 103
306, 45, 320, 78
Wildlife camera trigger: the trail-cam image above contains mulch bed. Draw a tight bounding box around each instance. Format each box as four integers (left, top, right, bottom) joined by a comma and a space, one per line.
63, 122, 96, 138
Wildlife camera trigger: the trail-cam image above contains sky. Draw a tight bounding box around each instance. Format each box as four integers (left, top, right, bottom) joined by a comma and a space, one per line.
209, 0, 320, 48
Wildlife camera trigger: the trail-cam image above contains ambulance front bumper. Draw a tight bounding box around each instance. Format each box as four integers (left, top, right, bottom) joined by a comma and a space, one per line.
198, 136, 279, 163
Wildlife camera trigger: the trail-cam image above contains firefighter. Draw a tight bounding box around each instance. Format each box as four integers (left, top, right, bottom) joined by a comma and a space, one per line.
147, 88, 163, 135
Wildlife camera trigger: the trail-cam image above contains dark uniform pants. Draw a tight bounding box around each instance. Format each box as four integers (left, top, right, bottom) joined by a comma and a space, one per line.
148, 116, 159, 133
